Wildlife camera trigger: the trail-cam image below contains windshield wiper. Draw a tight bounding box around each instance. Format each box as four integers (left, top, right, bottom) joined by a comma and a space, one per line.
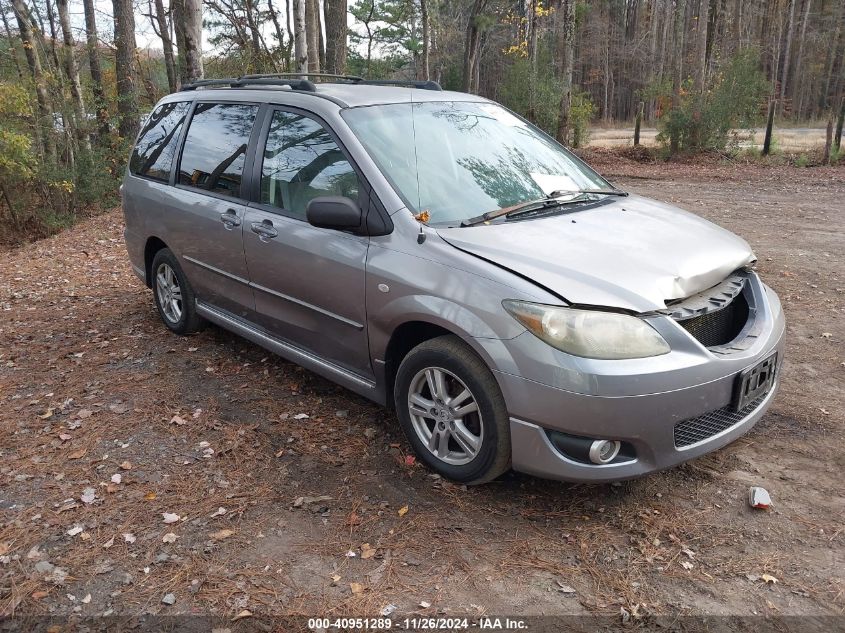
460, 188, 628, 227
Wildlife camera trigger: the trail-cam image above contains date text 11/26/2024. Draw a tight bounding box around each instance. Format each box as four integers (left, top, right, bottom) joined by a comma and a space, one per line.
307, 617, 529, 630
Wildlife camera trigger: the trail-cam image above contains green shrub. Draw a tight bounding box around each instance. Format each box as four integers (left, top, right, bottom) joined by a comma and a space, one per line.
648, 49, 769, 154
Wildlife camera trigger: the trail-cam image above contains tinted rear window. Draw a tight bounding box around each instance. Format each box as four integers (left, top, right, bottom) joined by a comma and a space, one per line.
178, 103, 259, 198
129, 101, 189, 181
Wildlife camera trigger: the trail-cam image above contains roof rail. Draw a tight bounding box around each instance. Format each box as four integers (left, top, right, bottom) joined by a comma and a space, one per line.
240, 72, 364, 83
179, 75, 443, 93
179, 78, 240, 91
356, 79, 443, 91
180, 77, 317, 92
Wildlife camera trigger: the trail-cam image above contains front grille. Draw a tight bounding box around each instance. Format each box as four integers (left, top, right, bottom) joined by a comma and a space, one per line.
676, 292, 749, 347
674, 392, 767, 448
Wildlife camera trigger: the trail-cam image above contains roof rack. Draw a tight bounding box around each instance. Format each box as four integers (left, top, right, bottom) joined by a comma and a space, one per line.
240, 72, 364, 83
180, 77, 317, 92
179, 74, 443, 93
356, 79, 442, 91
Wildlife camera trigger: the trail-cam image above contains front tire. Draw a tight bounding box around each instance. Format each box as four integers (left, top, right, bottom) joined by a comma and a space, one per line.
151, 248, 204, 335
394, 335, 511, 484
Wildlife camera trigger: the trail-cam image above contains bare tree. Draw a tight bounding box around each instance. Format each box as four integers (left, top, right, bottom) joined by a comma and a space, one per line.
174, 0, 203, 83
779, 0, 796, 111
324, 0, 347, 74
306, 0, 320, 72
112, 0, 139, 140
0, 1, 25, 79
149, 0, 178, 91
11, 0, 54, 160
555, 0, 576, 145
669, 0, 687, 154
294, 0, 308, 74
56, 0, 90, 148
418, 0, 429, 80
82, 0, 110, 140
462, 0, 487, 93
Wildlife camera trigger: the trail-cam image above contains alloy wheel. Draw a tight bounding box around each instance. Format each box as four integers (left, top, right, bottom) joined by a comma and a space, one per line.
407, 366, 483, 466
155, 262, 183, 324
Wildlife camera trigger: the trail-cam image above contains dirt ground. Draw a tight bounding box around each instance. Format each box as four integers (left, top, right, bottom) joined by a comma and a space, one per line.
1, 156, 843, 627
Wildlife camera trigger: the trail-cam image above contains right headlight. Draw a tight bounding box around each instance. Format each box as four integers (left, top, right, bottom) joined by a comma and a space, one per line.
503, 300, 671, 360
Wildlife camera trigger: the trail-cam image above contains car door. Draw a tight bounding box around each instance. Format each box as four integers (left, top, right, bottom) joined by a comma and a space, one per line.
242, 107, 372, 378
170, 101, 262, 319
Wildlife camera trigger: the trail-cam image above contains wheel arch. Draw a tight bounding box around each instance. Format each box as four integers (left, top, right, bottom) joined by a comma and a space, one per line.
382, 319, 498, 409
144, 236, 169, 288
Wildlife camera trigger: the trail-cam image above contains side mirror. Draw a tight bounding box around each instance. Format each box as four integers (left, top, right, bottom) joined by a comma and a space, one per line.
306, 196, 363, 232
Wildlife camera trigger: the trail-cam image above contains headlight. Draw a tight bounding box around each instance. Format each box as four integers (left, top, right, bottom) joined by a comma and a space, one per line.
503, 300, 670, 360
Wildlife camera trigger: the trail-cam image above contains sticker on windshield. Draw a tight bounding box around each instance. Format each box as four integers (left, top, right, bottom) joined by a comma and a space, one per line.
529, 173, 579, 196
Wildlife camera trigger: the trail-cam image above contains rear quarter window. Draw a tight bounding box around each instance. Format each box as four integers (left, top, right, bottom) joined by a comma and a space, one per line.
129, 101, 190, 181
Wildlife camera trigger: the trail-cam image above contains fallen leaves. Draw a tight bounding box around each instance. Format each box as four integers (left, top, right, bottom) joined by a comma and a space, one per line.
162, 533, 178, 543
762, 574, 779, 585
109, 402, 130, 415
162, 512, 180, 524
361, 543, 377, 559
398, 505, 409, 517
67, 447, 87, 460
210, 529, 235, 541
170, 414, 188, 426
350, 582, 365, 594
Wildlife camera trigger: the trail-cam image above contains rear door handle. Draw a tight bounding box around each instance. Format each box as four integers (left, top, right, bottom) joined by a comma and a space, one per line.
220, 209, 241, 229
250, 219, 278, 241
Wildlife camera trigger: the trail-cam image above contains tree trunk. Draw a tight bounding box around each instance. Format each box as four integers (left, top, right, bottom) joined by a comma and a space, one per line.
267, 0, 289, 69
56, 0, 90, 149
244, 0, 264, 70
306, 0, 320, 72
419, 0, 429, 80
1, 3, 25, 79
526, 0, 538, 122
324, 0, 347, 74
694, 0, 708, 94
112, 0, 139, 141
762, 98, 775, 155
174, 0, 203, 83
11, 0, 54, 161
669, 0, 687, 154
82, 0, 110, 141
152, 0, 178, 91
779, 0, 796, 112
555, 0, 575, 145
42, 0, 62, 74
834, 98, 844, 154
791, 0, 812, 119
294, 0, 308, 74
462, 0, 486, 93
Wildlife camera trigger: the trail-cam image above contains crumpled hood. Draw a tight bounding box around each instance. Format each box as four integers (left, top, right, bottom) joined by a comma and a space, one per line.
437, 194, 755, 312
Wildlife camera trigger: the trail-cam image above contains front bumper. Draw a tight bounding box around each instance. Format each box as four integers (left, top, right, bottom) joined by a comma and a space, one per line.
476, 276, 786, 482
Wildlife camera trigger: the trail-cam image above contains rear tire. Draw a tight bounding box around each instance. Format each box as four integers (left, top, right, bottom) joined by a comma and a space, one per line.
151, 248, 205, 335
394, 335, 511, 484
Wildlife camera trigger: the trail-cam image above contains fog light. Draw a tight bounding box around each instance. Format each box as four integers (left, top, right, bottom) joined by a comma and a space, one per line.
589, 440, 621, 464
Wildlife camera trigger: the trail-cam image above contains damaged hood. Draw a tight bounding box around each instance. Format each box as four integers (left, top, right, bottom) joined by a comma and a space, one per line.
437, 194, 755, 312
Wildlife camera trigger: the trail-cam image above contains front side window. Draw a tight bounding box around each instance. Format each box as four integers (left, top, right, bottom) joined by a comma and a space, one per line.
260, 111, 359, 219
178, 103, 259, 198
129, 101, 189, 181
342, 101, 610, 225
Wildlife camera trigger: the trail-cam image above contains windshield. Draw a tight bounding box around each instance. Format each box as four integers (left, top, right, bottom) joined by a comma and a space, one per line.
342, 101, 611, 225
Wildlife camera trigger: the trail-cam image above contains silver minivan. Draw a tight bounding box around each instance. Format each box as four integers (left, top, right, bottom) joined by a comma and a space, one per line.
122, 76, 785, 484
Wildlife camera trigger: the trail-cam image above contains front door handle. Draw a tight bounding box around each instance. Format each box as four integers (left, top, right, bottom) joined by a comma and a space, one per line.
220, 209, 241, 229
250, 219, 278, 241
